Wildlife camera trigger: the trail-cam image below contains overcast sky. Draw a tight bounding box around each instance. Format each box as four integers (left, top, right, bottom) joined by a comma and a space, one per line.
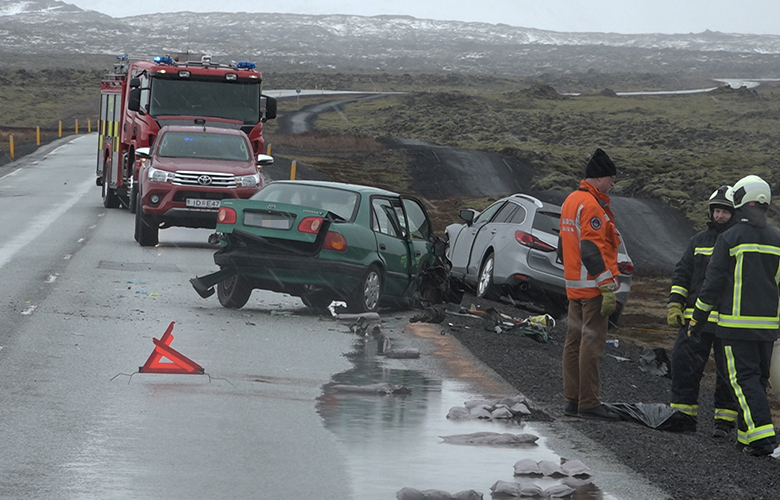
67, 0, 780, 36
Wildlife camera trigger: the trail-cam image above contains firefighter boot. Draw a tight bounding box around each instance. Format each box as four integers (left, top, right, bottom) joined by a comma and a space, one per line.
711, 420, 733, 439
742, 437, 777, 457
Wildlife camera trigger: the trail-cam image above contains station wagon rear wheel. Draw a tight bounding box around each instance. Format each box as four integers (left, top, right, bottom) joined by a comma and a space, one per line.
350, 265, 382, 313
217, 275, 253, 309
477, 252, 498, 300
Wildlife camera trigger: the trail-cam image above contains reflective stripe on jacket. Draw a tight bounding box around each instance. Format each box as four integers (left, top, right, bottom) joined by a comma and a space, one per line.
692, 210, 780, 342
668, 224, 724, 326
559, 180, 620, 300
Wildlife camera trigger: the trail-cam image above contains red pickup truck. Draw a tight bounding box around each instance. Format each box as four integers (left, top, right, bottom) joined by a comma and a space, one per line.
134, 121, 273, 246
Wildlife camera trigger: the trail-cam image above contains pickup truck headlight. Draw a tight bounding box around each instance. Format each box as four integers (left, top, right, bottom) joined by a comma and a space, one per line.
148, 167, 174, 183
237, 173, 260, 188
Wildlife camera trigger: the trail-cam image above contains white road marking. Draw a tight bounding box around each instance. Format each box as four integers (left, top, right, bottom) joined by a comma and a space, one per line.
21, 305, 37, 315
0, 168, 22, 180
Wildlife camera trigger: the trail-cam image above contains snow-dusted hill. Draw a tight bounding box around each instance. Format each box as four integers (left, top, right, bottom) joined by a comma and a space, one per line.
3, 0, 780, 76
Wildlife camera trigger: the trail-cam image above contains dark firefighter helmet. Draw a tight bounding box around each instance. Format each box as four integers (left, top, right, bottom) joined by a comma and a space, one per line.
708, 185, 734, 220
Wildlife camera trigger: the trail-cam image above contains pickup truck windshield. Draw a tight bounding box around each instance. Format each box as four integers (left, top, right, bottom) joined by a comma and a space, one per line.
157, 132, 252, 161
149, 78, 261, 124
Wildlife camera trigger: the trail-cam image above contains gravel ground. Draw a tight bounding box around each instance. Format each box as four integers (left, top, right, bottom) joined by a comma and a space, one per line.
442, 292, 780, 500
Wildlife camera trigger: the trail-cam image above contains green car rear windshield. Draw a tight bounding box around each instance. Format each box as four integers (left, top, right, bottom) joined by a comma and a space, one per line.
157, 131, 251, 161
254, 184, 359, 222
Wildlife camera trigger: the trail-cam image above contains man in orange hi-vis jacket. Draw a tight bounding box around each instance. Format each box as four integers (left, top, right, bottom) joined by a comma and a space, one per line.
558, 148, 622, 421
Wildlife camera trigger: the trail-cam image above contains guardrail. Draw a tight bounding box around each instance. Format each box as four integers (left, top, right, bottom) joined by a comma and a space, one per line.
1, 119, 95, 165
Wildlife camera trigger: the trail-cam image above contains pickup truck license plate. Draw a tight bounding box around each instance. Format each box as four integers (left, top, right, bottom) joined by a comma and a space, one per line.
186, 199, 221, 208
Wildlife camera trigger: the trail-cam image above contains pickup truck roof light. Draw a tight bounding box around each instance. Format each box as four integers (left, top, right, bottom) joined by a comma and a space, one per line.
178, 70, 191, 78
236, 62, 256, 69
225, 73, 237, 81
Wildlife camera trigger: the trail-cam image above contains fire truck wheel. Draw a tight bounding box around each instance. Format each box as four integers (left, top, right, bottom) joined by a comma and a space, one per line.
217, 275, 253, 309
134, 194, 159, 247
102, 171, 121, 209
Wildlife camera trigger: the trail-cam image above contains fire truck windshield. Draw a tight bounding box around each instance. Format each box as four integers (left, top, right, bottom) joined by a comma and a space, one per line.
148, 78, 261, 124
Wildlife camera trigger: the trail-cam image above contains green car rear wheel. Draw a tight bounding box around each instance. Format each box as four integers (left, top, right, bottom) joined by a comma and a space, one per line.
217, 275, 253, 309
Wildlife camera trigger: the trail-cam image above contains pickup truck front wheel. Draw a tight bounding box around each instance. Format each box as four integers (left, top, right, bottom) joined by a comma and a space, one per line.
134, 193, 159, 247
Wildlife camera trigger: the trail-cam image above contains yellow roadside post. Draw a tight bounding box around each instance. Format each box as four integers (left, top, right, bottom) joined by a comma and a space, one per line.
9, 135, 14, 159
58, 121, 62, 138
266, 144, 272, 156
88, 119, 92, 133
290, 160, 297, 180
75, 119, 79, 135
36, 126, 40, 146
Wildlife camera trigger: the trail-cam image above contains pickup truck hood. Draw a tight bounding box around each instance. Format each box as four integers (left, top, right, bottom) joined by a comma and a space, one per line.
151, 156, 256, 175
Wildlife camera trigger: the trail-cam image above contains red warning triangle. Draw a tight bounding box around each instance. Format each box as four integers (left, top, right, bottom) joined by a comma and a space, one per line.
139, 321, 204, 374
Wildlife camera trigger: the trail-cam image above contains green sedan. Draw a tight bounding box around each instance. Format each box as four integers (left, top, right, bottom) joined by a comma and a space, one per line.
190, 180, 453, 312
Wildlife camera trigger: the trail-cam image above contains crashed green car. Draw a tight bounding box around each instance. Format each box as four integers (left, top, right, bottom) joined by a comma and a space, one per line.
190, 180, 457, 312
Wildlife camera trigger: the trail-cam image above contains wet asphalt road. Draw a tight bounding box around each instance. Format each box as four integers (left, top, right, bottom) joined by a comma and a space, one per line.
0, 136, 355, 498
0, 135, 670, 499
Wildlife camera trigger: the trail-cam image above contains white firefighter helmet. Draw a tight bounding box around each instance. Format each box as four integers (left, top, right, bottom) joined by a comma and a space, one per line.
708, 185, 733, 219
729, 175, 771, 209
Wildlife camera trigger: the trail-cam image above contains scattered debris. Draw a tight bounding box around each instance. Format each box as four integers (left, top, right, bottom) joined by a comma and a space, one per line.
439, 431, 539, 447
513, 458, 592, 479
410, 305, 447, 324
447, 395, 533, 421
477, 308, 554, 342
560, 459, 593, 479
332, 383, 411, 395
396, 487, 483, 500
489, 480, 575, 498
380, 336, 421, 359
638, 347, 671, 378
604, 402, 691, 431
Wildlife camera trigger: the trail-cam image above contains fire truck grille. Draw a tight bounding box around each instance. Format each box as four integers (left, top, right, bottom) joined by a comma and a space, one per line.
173, 171, 237, 188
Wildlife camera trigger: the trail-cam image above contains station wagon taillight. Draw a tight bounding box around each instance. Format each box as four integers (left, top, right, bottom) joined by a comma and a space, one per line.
323, 232, 347, 252
515, 230, 555, 252
217, 207, 236, 224
298, 217, 324, 234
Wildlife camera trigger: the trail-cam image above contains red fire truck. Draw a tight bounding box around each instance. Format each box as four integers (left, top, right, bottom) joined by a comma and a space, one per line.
97, 54, 277, 212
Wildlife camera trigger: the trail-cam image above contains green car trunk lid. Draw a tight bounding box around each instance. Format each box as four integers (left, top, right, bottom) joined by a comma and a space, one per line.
217, 199, 332, 255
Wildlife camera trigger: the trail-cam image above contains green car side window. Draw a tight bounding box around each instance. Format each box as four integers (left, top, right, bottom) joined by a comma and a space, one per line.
372, 198, 402, 238
402, 197, 431, 240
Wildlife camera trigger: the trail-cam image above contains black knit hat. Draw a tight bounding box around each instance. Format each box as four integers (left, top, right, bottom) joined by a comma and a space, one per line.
584, 148, 617, 179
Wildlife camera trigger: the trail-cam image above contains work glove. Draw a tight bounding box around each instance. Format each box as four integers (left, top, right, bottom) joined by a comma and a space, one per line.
667, 302, 685, 327
599, 285, 617, 317
687, 318, 704, 343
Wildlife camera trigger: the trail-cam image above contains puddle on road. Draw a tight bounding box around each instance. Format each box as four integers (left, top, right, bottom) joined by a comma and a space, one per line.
316, 332, 615, 499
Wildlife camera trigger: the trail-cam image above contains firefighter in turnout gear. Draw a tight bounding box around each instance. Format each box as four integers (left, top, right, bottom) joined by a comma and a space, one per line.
559, 148, 622, 421
690, 175, 780, 456
668, 186, 738, 437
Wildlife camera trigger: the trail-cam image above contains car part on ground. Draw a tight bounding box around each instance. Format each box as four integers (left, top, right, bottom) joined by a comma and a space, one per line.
190, 180, 462, 312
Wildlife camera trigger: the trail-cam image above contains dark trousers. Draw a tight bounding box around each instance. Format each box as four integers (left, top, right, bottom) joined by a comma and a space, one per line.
722, 338, 776, 447
670, 326, 737, 422
563, 296, 608, 410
